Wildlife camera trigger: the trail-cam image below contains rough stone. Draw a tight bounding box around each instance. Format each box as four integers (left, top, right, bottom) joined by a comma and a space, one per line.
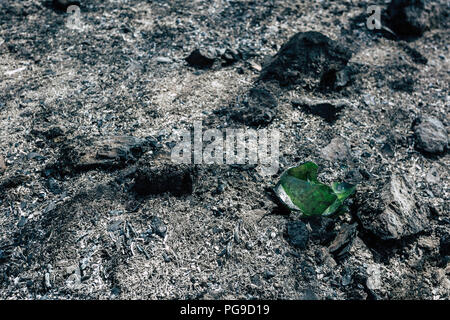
0, 155, 6, 174
150, 216, 167, 238
155, 57, 172, 64
390, 77, 415, 93
321, 137, 352, 162
108, 220, 123, 232
356, 174, 429, 240
425, 165, 440, 184
221, 48, 241, 66
47, 178, 62, 194
328, 223, 358, 259
185, 47, 242, 69
27, 152, 45, 161
414, 116, 448, 154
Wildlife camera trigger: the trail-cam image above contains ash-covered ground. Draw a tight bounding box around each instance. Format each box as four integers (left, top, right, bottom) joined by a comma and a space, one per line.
0, 0, 449, 299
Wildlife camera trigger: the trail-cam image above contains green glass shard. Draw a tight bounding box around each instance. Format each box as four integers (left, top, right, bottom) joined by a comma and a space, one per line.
274, 162, 356, 217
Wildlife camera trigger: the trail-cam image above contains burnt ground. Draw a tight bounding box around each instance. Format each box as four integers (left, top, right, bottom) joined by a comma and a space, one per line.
0, 0, 449, 299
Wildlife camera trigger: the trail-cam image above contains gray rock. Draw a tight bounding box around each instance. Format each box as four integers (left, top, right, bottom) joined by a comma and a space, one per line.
162, 251, 172, 262
334, 67, 351, 88
94, 136, 146, 162
47, 177, 62, 194
309, 217, 336, 245
44, 272, 51, 289
150, 216, 167, 238
341, 273, 352, 286
328, 223, 358, 259
387, 0, 427, 36
357, 174, 429, 240
286, 220, 309, 249
345, 169, 364, 185
425, 165, 440, 184
79, 257, 89, 271
301, 288, 318, 300
155, 57, 172, 64
0, 154, 5, 173
321, 137, 352, 162
414, 116, 448, 154
44, 202, 57, 214
109, 209, 124, 216
66, 273, 81, 289
263, 270, 276, 279
366, 264, 382, 291
108, 220, 123, 232
221, 48, 241, 66
185, 47, 241, 69
27, 152, 45, 161
64, 265, 79, 276
363, 94, 376, 106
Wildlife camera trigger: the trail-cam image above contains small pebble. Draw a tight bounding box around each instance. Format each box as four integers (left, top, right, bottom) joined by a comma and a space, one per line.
155, 57, 172, 63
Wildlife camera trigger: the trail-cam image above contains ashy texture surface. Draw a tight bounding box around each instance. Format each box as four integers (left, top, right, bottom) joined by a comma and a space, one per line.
0, 0, 449, 300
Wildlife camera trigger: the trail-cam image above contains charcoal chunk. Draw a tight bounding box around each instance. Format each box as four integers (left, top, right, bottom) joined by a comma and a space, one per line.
133, 166, 193, 196
287, 220, 310, 249
260, 31, 352, 88
185, 48, 217, 69
229, 87, 278, 127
